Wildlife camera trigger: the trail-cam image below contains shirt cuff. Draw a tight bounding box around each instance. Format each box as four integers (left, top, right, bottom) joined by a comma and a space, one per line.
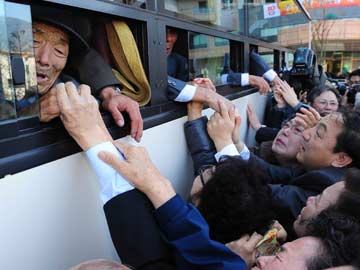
85, 141, 134, 204
242, 73, 249, 86
221, 74, 228, 85
174, 84, 197, 102
263, 69, 277, 82
214, 144, 240, 162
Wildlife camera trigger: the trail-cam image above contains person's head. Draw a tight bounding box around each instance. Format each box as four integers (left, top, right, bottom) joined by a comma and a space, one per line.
33, 20, 69, 95
252, 236, 327, 270
349, 69, 360, 86
166, 27, 178, 56
191, 158, 275, 244
304, 210, 360, 269
294, 168, 360, 237
308, 86, 340, 117
296, 110, 360, 170
272, 118, 304, 164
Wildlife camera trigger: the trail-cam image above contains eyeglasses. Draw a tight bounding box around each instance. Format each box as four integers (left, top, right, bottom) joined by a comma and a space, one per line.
315, 100, 338, 107
197, 164, 216, 186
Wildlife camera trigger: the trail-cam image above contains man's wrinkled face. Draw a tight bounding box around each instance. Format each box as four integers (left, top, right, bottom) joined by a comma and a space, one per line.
252, 236, 321, 270
312, 91, 339, 117
293, 181, 344, 237
272, 119, 304, 161
33, 21, 69, 95
296, 113, 343, 169
166, 29, 177, 56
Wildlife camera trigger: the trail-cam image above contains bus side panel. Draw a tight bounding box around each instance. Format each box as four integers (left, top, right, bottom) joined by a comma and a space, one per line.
0, 93, 266, 270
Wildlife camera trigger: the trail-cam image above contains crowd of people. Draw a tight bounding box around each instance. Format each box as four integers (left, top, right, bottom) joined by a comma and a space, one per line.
20, 4, 360, 270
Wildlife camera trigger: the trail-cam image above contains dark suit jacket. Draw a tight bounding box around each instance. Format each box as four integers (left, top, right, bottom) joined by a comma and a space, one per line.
167, 52, 189, 82
103, 189, 176, 270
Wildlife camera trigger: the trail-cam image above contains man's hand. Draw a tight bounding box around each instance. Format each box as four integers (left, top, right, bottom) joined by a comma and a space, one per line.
295, 107, 321, 129
207, 100, 236, 151
39, 86, 60, 122
274, 80, 299, 108
100, 87, 143, 142
246, 104, 261, 131
226, 232, 263, 268
98, 141, 176, 209
56, 82, 112, 150
187, 78, 217, 121
273, 89, 286, 108
249, 75, 270, 95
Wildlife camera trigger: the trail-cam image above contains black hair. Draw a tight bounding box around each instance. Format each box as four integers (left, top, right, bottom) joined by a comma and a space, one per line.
305, 210, 360, 270
333, 109, 360, 168
307, 85, 341, 105
197, 157, 275, 244
333, 168, 360, 221
349, 69, 360, 79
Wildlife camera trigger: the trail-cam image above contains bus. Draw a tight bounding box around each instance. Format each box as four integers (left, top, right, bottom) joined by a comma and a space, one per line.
0, 0, 310, 268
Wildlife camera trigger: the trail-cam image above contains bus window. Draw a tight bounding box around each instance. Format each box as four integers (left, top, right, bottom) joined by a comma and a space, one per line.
164, 0, 244, 34
258, 46, 274, 68
5, 1, 38, 119
189, 32, 230, 85
0, 0, 16, 122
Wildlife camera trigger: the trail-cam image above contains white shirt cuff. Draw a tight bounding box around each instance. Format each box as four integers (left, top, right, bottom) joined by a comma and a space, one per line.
215, 144, 239, 162
85, 141, 134, 205
242, 73, 249, 86
263, 69, 277, 82
214, 143, 250, 162
174, 84, 197, 102
221, 74, 228, 84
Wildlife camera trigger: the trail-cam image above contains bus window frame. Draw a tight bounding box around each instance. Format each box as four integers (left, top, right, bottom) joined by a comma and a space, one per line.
0, 0, 293, 178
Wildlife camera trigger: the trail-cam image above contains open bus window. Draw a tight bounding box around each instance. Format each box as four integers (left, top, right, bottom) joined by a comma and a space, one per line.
4, 1, 38, 120
165, 0, 244, 34
166, 27, 189, 81
189, 32, 230, 85
258, 46, 274, 68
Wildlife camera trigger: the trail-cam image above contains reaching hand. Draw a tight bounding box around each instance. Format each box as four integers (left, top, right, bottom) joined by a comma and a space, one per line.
39, 86, 60, 122
298, 90, 307, 103
294, 107, 321, 129
226, 232, 263, 268
249, 75, 270, 95
232, 113, 241, 145
246, 104, 261, 131
273, 89, 286, 108
98, 141, 176, 208
207, 100, 236, 151
101, 88, 143, 142
188, 78, 217, 121
193, 77, 216, 92
274, 80, 299, 108
56, 82, 112, 150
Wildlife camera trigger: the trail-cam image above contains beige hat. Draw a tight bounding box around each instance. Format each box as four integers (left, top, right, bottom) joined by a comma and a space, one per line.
106, 21, 151, 106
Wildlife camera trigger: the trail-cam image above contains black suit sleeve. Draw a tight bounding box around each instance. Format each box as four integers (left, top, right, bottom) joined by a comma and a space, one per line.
103, 189, 176, 270
249, 153, 303, 184
167, 76, 188, 101
249, 51, 272, 77
66, 48, 121, 96
184, 116, 217, 173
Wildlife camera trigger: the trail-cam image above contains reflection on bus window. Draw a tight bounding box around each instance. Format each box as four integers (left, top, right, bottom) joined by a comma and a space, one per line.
165, 0, 244, 34
5, 1, 38, 119
189, 32, 230, 85
0, 0, 16, 122
258, 46, 274, 68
